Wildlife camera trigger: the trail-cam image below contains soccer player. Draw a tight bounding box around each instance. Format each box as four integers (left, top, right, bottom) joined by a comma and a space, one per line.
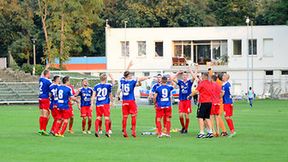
119, 70, 149, 138
171, 69, 196, 134
75, 78, 93, 134
222, 73, 236, 137
210, 75, 222, 137
54, 76, 77, 137
153, 76, 174, 138
49, 75, 60, 135
38, 64, 51, 135
190, 72, 214, 138
247, 87, 254, 108
91, 73, 114, 138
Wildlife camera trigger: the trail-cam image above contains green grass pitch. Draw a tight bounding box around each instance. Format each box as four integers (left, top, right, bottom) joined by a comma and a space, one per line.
0, 100, 288, 162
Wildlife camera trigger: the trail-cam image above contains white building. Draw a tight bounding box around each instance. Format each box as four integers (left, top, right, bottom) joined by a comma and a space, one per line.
106, 25, 288, 97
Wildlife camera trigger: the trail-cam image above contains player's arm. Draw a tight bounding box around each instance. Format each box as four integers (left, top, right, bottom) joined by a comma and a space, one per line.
126, 60, 133, 71
188, 66, 197, 81
90, 91, 96, 109
138, 76, 150, 82
108, 73, 115, 85
153, 93, 158, 106
170, 71, 182, 83
74, 88, 81, 97
41, 63, 50, 77
109, 93, 114, 107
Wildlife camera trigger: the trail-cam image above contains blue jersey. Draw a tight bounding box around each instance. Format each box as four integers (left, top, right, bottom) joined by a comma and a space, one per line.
178, 79, 193, 100
93, 83, 113, 105
78, 87, 93, 107
49, 83, 58, 109
39, 77, 52, 99
57, 85, 73, 110
222, 82, 233, 104
120, 78, 137, 101
155, 85, 174, 108
151, 82, 161, 93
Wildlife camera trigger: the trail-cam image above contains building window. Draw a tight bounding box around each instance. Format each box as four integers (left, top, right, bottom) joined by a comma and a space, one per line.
137, 41, 146, 57
173, 41, 191, 60
248, 39, 257, 55
281, 70, 288, 75
143, 72, 150, 76
265, 70, 273, 75
155, 42, 163, 57
263, 38, 273, 57
212, 40, 227, 60
121, 41, 129, 57
233, 40, 242, 55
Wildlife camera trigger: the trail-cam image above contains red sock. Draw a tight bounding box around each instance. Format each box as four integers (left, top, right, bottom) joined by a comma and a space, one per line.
43, 117, 48, 131
51, 119, 57, 133
95, 119, 101, 132
185, 118, 190, 130
60, 122, 68, 135
166, 120, 171, 135
109, 120, 112, 130
179, 117, 185, 129
226, 118, 235, 133
105, 119, 110, 133
88, 119, 92, 131
54, 121, 62, 134
156, 120, 162, 135
39, 116, 44, 130
99, 120, 102, 130
69, 118, 73, 131
163, 115, 167, 127
82, 119, 86, 131
122, 116, 128, 133
131, 116, 137, 134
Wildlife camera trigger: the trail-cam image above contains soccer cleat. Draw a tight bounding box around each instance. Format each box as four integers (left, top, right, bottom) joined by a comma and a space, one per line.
38, 130, 43, 135
157, 134, 163, 138
87, 131, 92, 135
183, 129, 188, 134
99, 130, 103, 135
164, 134, 171, 138
105, 133, 111, 138
214, 133, 219, 137
132, 133, 136, 138
95, 132, 100, 138
49, 131, 55, 136
68, 130, 74, 134
229, 132, 237, 138
206, 133, 214, 138
196, 133, 205, 138
55, 133, 64, 137
123, 132, 128, 138
82, 131, 87, 134
108, 130, 112, 134
41, 131, 49, 136
180, 128, 185, 134
221, 132, 228, 137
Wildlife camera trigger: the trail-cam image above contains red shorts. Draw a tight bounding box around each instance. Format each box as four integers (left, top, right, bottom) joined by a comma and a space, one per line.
59, 109, 71, 119
156, 107, 172, 118
51, 106, 61, 119
39, 98, 50, 110
96, 104, 110, 117
224, 104, 233, 117
179, 100, 192, 114
210, 104, 220, 115
122, 100, 137, 115
81, 106, 92, 117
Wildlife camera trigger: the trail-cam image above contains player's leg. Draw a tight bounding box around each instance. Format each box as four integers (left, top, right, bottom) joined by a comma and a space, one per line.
122, 102, 129, 138
184, 101, 191, 133
179, 101, 185, 132
130, 101, 138, 138
249, 98, 253, 108
218, 104, 228, 136
87, 107, 92, 134
165, 107, 172, 137
82, 116, 87, 133
68, 108, 74, 134
156, 108, 163, 138
103, 104, 111, 137
224, 104, 235, 136
196, 103, 206, 138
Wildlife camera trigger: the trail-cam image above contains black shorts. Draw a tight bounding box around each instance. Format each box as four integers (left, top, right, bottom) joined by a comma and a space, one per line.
197, 102, 212, 119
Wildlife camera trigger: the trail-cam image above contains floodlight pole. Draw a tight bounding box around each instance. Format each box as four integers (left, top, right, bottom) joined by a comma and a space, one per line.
124, 21, 128, 70
251, 21, 254, 90
32, 38, 37, 76
246, 17, 250, 91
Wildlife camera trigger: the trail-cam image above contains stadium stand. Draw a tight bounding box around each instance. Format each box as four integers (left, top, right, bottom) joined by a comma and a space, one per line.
0, 68, 38, 104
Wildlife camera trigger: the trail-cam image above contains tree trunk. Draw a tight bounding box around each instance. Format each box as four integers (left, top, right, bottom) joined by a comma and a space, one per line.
59, 11, 65, 69
37, 0, 51, 64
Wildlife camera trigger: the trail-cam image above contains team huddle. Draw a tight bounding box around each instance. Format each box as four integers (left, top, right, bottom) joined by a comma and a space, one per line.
37, 63, 236, 138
